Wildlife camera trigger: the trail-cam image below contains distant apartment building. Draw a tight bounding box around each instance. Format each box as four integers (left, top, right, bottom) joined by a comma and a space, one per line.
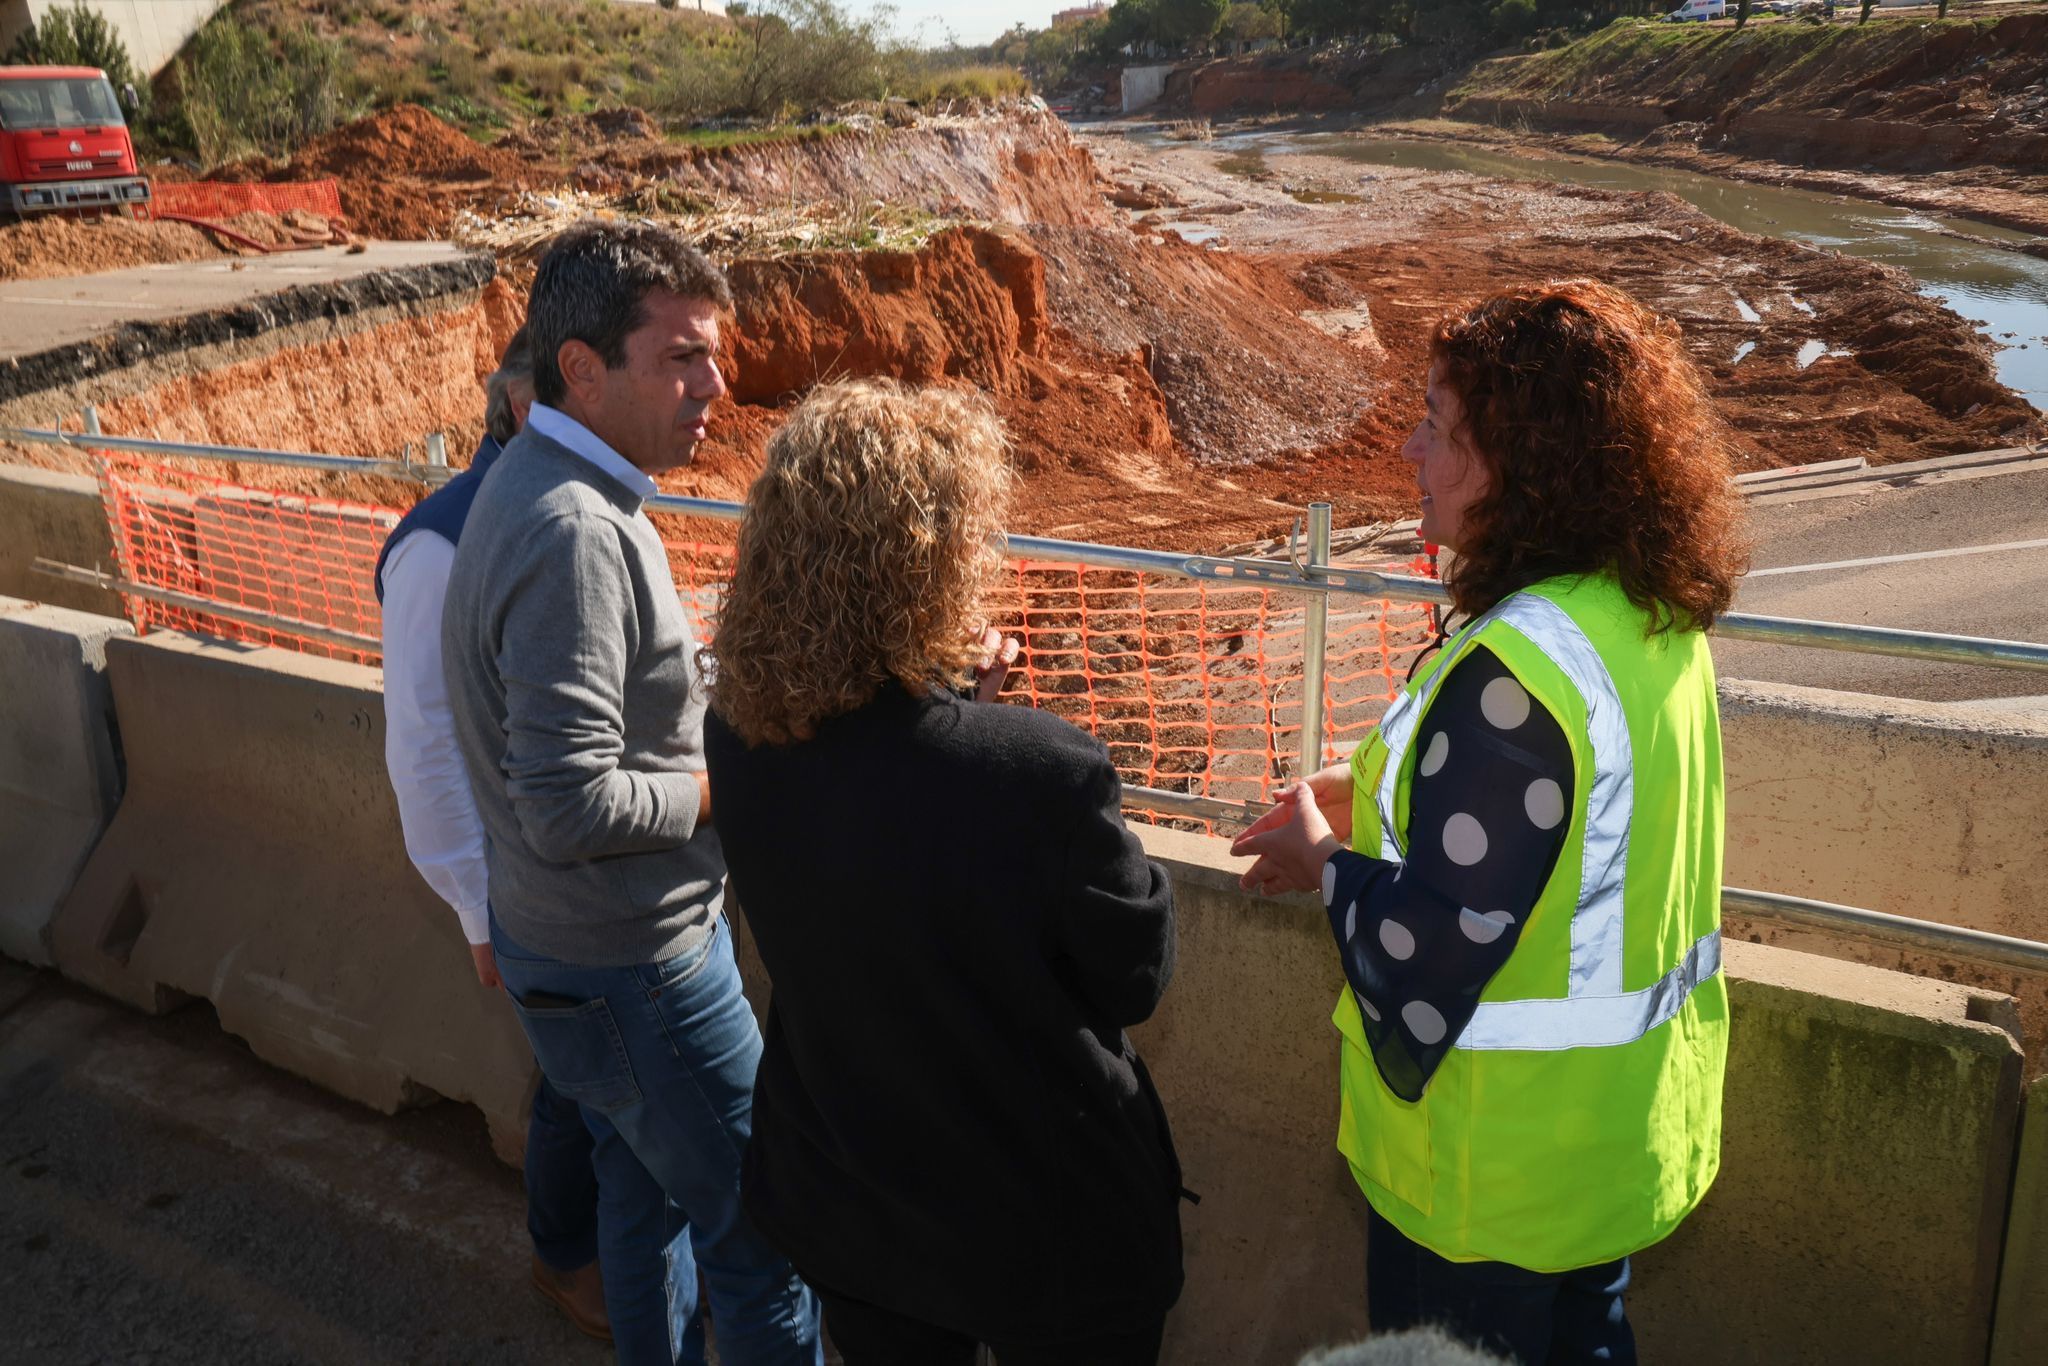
1052, 3, 1109, 26
612, 0, 727, 12
0, 1, 226, 77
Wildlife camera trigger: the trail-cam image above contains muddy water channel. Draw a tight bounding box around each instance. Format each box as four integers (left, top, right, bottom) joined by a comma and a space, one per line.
1247, 133, 2048, 410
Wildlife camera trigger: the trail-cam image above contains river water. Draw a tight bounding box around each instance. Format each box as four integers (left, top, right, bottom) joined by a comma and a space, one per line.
1233, 132, 2048, 411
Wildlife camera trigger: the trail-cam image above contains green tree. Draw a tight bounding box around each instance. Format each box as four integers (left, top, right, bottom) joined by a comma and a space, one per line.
1099, 0, 1159, 54
1491, 0, 1539, 40
1154, 0, 1229, 47
1221, 2, 1286, 44
3, 0, 142, 110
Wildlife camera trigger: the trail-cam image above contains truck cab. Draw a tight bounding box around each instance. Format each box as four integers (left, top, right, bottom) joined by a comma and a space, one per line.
0, 65, 151, 217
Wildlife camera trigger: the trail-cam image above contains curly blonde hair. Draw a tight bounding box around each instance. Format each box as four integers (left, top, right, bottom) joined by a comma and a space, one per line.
707, 380, 1016, 745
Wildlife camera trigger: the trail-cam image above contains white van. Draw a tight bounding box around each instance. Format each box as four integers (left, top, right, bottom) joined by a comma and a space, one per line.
1663, 0, 1728, 19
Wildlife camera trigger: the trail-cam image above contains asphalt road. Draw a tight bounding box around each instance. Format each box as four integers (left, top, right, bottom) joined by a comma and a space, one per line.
0, 962, 611, 1366
1715, 466, 2048, 702
0, 244, 473, 361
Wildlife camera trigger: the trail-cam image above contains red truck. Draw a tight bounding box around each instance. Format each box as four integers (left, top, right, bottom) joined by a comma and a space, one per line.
0, 65, 150, 217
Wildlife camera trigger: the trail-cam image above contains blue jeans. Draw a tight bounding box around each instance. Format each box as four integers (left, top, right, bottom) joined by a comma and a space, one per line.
1367, 1204, 1637, 1366
493, 911, 822, 1366
525, 1072, 601, 1272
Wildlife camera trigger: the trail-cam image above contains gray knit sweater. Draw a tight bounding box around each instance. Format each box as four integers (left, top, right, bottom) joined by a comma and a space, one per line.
441, 428, 721, 968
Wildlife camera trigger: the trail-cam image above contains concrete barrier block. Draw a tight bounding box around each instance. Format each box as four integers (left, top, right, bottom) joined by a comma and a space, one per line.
49, 631, 536, 1162
0, 596, 130, 966
1634, 943, 2023, 1366
1719, 678, 2048, 1059
1107, 829, 2023, 1366
1991, 1072, 2048, 1366
1720, 678, 2048, 939
0, 464, 120, 616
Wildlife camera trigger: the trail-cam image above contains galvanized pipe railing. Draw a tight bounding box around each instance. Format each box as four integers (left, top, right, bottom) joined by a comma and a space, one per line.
1126, 784, 2048, 975
31, 558, 382, 655
13, 421, 2048, 685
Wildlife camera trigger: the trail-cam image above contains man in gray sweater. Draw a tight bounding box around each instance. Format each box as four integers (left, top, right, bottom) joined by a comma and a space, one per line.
443, 221, 820, 1366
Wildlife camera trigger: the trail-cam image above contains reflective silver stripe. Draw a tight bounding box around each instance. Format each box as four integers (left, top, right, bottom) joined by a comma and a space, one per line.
1372, 607, 1506, 862
1459, 929, 1722, 1051
1371, 587, 1690, 1051
1491, 595, 1635, 999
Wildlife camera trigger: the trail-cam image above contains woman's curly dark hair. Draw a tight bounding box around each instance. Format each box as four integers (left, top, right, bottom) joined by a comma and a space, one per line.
1431, 278, 1749, 633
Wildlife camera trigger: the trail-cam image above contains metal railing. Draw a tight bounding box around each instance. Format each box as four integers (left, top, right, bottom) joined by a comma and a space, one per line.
16, 419, 2048, 691
12, 417, 2048, 977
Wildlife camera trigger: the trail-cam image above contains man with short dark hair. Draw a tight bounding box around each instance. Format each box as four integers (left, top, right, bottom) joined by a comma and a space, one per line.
442, 222, 820, 1366
375, 329, 614, 1341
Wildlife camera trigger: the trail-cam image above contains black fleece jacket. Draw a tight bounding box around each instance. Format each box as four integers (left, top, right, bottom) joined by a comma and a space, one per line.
705, 684, 1183, 1343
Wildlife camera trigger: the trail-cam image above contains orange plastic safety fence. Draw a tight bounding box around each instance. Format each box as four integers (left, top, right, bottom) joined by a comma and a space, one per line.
98, 454, 393, 664
149, 179, 346, 223
98, 456, 1438, 814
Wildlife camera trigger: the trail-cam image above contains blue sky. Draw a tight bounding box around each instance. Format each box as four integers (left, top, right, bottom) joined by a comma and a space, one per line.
869, 2, 1073, 48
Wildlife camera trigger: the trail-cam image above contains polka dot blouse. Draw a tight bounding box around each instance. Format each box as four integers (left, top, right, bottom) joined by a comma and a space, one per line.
1323, 644, 1575, 1101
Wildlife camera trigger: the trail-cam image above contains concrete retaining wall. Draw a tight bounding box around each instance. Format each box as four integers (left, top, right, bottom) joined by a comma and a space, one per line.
18, 1, 226, 78
47, 631, 537, 1161
0, 465, 120, 617
1992, 1072, 2048, 1365
737, 823, 2026, 1365
0, 596, 130, 967
1720, 678, 2048, 1055
1122, 64, 1172, 114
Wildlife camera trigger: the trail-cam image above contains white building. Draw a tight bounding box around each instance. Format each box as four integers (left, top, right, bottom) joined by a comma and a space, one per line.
0, 1, 225, 78
612, 0, 727, 12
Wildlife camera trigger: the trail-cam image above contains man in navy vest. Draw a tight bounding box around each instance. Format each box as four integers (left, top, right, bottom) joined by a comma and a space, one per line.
375, 328, 623, 1341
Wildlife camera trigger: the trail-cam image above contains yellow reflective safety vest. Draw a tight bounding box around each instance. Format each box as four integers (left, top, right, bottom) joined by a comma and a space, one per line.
1337, 571, 1727, 1272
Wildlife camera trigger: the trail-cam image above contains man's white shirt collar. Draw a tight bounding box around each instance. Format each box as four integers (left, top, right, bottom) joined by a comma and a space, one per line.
527, 403, 658, 498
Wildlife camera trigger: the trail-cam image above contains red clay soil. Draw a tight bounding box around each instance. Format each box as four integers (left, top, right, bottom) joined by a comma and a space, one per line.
248, 104, 538, 241
648, 223, 1400, 547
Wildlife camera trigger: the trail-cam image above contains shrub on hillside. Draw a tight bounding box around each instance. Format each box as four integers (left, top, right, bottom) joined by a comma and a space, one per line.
177, 14, 351, 165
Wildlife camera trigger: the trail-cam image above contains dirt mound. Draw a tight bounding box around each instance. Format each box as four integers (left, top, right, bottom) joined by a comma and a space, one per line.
496, 107, 666, 161
1027, 224, 1384, 467
244, 105, 536, 240
0, 216, 228, 283
674, 225, 1176, 513
284, 104, 526, 183
640, 223, 1404, 545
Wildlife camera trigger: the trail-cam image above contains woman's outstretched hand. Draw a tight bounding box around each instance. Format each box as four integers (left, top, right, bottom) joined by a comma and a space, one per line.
1232, 781, 1343, 897
972, 625, 1022, 704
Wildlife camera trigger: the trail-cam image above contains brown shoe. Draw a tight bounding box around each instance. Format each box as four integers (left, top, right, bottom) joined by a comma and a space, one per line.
532, 1253, 612, 1343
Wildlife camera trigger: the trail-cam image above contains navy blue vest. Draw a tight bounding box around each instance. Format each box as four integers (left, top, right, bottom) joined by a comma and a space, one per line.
373, 435, 503, 603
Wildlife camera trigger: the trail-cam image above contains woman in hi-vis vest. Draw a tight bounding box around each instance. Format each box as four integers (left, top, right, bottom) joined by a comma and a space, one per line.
1234, 279, 1749, 1366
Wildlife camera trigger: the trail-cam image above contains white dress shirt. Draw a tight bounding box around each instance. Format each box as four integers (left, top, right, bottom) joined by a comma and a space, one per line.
381, 528, 491, 944
526, 403, 658, 498
380, 409, 658, 944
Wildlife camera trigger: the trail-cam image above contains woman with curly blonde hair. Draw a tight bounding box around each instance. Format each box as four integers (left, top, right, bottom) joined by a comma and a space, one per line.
1236, 280, 1748, 1364
704, 380, 1185, 1366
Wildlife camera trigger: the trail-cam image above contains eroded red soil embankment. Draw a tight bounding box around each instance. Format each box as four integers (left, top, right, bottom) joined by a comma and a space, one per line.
3, 277, 525, 506
223, 103, 1112, 241
673, 223, 1396, 545
1157, 20, 2048, 230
